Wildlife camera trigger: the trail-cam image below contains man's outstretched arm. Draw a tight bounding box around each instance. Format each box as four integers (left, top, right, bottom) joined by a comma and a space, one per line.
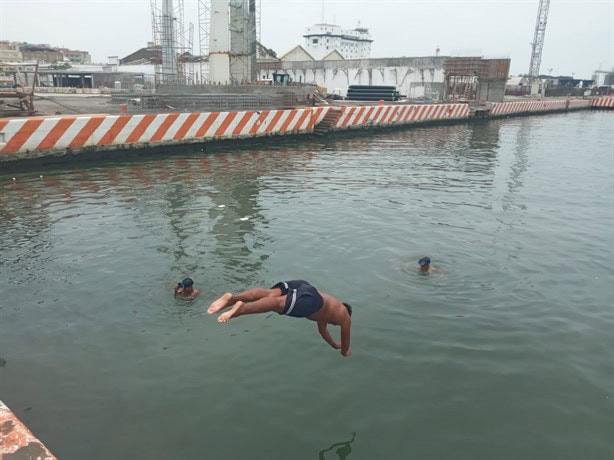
317, 322, 341, 349
340, 317, 352, 357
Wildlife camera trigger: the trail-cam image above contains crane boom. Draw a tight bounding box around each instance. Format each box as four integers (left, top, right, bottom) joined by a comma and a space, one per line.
528, 0, 550, 80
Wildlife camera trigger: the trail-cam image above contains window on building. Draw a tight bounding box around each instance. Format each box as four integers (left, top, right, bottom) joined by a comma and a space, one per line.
313, 39, 318, 44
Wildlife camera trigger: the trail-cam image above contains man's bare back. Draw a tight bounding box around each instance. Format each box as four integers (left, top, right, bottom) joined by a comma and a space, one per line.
309, 292, 348, 325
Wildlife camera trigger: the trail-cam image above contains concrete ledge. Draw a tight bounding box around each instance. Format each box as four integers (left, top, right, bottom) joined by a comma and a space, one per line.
0, 98, 609, 164
330, 103, 469, 130
0, 400, 56, 460
592, 96, 614, 109
0, 108, 316, 162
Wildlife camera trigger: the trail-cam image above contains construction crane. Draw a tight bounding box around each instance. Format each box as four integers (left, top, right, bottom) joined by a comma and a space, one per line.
528, 0, 551, 81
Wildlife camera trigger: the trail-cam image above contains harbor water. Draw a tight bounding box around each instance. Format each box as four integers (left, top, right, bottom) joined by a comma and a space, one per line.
0, 111, 612, 459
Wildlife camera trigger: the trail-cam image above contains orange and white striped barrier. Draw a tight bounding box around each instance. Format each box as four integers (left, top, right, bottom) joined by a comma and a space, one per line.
592, 96, 614, 109
333, 103, 469, 130
567, 99, 591, 109
0, 99, 604, 162
490, 100, 568, 115
0, 400, 57, 459
0, 108, 315, 157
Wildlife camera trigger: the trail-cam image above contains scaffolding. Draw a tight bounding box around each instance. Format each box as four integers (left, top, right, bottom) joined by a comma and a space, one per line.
150, 0, 162, 84
150, 0, 195, 85
256, 0, 261, 45
150, 0, 260, 86
197, 0, 259, 84
198, 0, 211, 83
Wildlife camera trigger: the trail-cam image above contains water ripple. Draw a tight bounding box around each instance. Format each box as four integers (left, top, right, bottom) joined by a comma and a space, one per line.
1, 112, 612, 460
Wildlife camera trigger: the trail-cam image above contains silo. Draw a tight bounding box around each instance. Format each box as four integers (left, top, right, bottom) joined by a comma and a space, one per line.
209, 0, 231, 84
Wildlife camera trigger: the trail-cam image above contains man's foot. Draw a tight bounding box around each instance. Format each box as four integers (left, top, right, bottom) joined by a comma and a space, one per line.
208, 293, 233, 314
218, 302, 243, 323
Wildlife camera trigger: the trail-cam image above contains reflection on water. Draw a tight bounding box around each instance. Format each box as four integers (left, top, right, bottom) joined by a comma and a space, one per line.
503, 118, 531, 211
319, 433, 356, 460
1, 113, 613, 460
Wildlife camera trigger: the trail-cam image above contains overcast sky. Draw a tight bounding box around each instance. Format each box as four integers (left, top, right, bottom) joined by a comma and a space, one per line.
0, 0, 612, 79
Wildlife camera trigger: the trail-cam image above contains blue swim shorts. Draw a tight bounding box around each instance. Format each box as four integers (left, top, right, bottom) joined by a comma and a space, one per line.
271, 280, 323, 318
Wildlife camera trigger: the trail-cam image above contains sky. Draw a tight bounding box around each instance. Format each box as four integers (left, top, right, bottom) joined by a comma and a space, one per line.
0, 0, 612, 79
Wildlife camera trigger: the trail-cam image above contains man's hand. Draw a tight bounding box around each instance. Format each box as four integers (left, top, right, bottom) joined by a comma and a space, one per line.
341, 347, 352, 357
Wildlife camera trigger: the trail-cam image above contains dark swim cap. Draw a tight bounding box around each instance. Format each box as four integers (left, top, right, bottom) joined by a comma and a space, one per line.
418, 257, 431, 267
179, 278, 194, 288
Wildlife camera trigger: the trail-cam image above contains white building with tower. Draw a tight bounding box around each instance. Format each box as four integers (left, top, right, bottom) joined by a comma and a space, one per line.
303, 23, 372, 60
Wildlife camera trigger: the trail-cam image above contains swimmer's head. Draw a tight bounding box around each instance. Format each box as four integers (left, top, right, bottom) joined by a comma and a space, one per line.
180, 278, 194, 289
418, 257, 431, 270
175, 277, 195, 294
343, 302, 352, 316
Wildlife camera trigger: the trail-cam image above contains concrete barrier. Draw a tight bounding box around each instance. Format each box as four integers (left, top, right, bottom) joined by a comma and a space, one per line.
0, 108, 315, 160
0, 100, 608, 163
567, 99, 591, 109
0, 400, 57, 459
331, 103, 469, 130
490, 100, 568, 116
592, 96, 614, 109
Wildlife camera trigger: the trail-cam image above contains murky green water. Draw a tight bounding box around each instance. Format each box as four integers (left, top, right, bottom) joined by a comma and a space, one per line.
1, 111, 612, 460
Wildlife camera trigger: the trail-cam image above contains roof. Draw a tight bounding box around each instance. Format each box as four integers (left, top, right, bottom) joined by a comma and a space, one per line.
507, 76, 528, 86
279, 45, 315, 62
256, 42, 279, 61
321, 50, 345, 61
120, 46, 162, 65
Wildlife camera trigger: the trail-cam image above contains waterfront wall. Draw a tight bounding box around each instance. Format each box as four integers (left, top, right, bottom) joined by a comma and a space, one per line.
490, 100, 568, 116
592, 96, 614, 108
330, 103, 469, 130
0, 400, 57, 459
0, 108, 316, 160
567, 99, 592, 109
0, 99, 610, 163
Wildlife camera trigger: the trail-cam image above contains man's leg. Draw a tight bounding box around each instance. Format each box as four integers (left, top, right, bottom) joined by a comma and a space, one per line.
218, 296, 286, 323
208, 287, 282, 314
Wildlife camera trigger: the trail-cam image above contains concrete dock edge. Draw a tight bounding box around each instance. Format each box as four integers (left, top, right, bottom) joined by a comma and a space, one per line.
0, 97, 612, 164
0, 400, 57, 460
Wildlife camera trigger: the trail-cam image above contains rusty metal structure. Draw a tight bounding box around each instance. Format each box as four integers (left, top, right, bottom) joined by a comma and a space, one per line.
443, 57, 510, 102
0, 63, 38, 117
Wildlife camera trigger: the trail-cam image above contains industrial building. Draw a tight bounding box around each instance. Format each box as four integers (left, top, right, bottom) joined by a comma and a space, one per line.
592, 69, 614, 87
0, 41, 91, 64
256, 55, 510, 102
119, 1, 512, 105
303, 23, 372, 60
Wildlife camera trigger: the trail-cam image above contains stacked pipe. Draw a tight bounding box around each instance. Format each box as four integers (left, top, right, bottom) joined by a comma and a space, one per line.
346, 85, 399, 102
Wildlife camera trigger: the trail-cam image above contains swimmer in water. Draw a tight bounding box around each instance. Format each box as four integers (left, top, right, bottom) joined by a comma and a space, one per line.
208, 280, 353, 357
418, 256, 436, 272
174, 278, 200, 300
